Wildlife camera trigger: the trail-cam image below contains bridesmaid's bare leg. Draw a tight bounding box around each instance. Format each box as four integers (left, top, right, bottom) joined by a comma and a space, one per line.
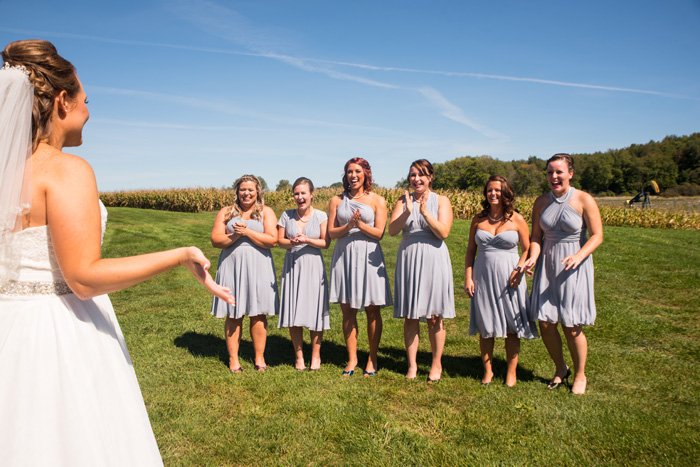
427, 317, 445, 381
289, 326, 305, 370
504, 334, 520, 387
340, 303, 358, 373
249, 315, 268, 370
310, 331, 323, 370
479, 335, 495, 385
539, 321, 570, 387
365, 305, 383, 374
404, 319, 420, 379
225, 317, 243, 371
563, 325, 588, 394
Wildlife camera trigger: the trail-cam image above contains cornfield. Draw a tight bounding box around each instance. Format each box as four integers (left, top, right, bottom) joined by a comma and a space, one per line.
100, 187, 700, 230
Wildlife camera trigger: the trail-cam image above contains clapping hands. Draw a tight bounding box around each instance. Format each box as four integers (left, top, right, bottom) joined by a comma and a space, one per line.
403, 191, 413, 213
349, 209, 362, 228
404, 190, 427, 216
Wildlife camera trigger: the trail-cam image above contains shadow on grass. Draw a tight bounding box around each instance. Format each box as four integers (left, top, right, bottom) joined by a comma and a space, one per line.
174, 331, 360, 370
174, 330, 541, 384
375, 344, 541, 383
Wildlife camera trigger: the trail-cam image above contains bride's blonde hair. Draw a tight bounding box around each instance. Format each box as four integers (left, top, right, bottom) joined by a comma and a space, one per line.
225, 175, 265, 222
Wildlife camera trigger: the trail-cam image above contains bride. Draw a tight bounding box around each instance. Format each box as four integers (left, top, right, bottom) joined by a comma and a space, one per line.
0, 40, 233, 465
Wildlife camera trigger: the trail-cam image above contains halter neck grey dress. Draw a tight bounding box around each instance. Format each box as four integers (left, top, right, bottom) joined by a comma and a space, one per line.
393, 192, 455, 320
329, 195, 392, 310
277, 209, 330, 331
211, 214, 279, 319
530, 188, 596, 327
468, 228, 538, 339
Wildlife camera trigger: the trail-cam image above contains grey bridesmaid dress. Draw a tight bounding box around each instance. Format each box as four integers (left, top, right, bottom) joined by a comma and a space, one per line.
211, 214, 279, 319
277, 209, 330, 331
468, 228, 538, 338
393, 192, 455, 320
329, 195, 392, 310
530, 188, 596, 327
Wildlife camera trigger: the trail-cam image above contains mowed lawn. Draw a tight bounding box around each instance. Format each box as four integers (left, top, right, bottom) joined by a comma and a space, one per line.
103, 207, 700, 467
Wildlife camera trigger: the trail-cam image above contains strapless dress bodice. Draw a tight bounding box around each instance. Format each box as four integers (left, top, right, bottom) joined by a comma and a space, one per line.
1, 201, 107, 293
12, 226, 63, 283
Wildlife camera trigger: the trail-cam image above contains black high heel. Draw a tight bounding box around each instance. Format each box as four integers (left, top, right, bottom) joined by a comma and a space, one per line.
546, 367, 571, 390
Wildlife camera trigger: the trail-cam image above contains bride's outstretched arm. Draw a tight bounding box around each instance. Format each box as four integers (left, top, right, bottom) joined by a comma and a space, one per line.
46, 154, 233, 303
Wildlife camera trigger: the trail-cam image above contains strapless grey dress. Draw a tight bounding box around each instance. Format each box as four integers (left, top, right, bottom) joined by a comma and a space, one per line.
468, 229, 538, 338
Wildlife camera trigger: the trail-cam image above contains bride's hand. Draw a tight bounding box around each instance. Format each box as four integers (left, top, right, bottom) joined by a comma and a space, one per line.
180, 247, 235, 304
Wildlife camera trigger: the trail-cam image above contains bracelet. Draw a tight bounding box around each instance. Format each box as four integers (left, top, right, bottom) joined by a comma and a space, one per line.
514, 266, 523, 273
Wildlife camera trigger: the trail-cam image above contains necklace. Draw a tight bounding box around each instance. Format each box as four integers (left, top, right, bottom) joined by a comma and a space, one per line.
349, 191, 366, 199
552, 187, 573, 204
488, 212, 504, 222
295, 208, 312, 222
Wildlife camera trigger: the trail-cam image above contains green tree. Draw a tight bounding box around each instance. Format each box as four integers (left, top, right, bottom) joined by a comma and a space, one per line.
512, 161, 545, 196
580, 152, 614, 194
419, 132, 700, 196
276, 179, 291, 191
395, 177, 409, 189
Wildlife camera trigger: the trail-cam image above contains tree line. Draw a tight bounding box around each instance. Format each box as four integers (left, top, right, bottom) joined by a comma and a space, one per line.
420, 133, 700, 197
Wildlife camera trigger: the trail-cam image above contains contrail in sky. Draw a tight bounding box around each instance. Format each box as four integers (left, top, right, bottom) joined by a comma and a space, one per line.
1, 26, 693, 101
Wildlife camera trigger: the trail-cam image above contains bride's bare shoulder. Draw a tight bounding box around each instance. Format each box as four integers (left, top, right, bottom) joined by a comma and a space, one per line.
35, 147, 96, 189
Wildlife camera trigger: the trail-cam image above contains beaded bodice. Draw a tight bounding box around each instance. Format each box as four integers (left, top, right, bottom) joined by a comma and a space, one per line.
0, 201, 108, 295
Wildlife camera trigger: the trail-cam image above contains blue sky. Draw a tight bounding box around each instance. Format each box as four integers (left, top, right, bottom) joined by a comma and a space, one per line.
2, 0, 699, 191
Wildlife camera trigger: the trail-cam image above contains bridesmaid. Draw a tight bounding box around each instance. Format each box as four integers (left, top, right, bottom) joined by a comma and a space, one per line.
329, 157, 392, 377
211, 174, 279, 373
277, 177, 330, 371
389, 159, 454, 383
464, 175, 538, 387
524, 154, 602, 394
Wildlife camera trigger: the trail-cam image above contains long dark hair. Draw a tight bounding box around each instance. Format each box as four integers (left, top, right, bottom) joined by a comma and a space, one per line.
479, 175, 515, 222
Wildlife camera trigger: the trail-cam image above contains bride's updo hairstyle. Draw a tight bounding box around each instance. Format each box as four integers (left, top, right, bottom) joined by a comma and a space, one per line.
1, 40, 80, 151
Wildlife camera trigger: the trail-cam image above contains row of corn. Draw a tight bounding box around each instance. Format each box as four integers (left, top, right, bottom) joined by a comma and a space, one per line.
100, 187, 700, 230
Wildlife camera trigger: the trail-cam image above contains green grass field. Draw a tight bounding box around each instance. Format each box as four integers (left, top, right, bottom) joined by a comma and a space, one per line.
103, 207, 700, 466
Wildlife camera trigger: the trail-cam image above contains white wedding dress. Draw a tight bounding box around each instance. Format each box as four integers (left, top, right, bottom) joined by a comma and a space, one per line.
0, 203, 163, 466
